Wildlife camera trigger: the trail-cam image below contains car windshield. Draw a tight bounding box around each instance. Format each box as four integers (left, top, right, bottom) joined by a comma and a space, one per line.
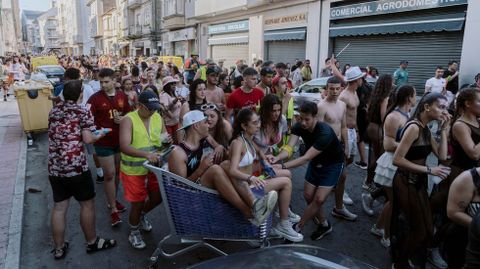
39, 66, 64, 73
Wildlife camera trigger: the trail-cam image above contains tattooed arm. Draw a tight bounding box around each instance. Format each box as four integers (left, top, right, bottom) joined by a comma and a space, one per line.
447, 170, 477, 227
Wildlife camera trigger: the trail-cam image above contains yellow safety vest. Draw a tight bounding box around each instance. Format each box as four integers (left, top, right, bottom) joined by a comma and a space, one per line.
200, 66, 207, 81
120, 110, 163, 175
286, 97, 294, 120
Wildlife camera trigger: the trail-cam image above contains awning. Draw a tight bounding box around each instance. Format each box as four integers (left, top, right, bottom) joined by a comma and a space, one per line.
208, 35, 249, 45
264, 27, 306, 41
330, 15, 465, 37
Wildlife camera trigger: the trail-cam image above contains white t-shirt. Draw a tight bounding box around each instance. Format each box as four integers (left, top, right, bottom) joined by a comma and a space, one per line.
59, 83, 95, 108
88, 80, 101, 92
425, 77, 446, 94
81, 84, 95, 107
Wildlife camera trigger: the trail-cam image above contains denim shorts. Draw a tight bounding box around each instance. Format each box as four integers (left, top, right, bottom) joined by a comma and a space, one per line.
305, 162, 344, 187
94, 146, 120, 157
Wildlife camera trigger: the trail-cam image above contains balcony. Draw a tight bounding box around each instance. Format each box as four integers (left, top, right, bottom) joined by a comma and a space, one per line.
128, 0, 141, 9
163, 16, 185, 30
128, 25, 143, 38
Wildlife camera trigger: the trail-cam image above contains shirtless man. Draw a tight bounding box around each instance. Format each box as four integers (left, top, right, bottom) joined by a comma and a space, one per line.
317, 76, 357, 221
205, 66, 226, 113
332, 60, 365, 204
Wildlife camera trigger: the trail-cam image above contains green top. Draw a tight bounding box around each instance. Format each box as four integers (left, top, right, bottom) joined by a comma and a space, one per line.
394, 67, 408, 86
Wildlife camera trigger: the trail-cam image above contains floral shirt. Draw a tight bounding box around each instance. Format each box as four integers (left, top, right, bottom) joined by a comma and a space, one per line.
48, 101, 96, 177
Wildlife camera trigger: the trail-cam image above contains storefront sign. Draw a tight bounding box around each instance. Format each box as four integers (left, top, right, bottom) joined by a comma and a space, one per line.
330, 0, 468, 20
264, 13, 307, 26
168, 28, 196, 42
208, 20, 249, 35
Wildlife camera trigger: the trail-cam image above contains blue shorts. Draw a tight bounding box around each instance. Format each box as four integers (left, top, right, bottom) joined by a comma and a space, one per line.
94, 146, 120, 157
305, 162, 344, 187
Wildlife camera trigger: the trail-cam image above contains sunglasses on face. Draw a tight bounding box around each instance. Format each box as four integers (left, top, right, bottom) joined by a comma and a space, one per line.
201, 103, 218, 111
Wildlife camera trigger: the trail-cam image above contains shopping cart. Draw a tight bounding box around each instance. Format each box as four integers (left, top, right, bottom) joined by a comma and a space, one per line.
144, 162, 272, 268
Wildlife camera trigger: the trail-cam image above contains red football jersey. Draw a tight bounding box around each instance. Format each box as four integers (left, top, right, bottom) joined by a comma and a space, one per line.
87, 90, 132, 148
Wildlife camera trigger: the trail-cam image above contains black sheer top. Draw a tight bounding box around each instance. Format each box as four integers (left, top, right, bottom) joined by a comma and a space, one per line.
401, 121, 432, 162
451, 119, 480, 170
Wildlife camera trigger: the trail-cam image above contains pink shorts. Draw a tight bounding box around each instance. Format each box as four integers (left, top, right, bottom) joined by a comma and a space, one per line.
120, 171, 159, 202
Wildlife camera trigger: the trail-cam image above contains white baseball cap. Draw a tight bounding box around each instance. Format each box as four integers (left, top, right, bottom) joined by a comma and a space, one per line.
177, 110, 207, 131
345, 66, 365, 82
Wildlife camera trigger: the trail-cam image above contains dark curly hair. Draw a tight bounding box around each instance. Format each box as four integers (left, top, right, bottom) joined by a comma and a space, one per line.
367, 74, 393, 123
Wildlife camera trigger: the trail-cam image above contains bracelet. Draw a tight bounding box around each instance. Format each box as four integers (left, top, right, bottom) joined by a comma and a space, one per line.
426, 166, 431, 174
246, 175, 253, 184
281, 163, 287, 169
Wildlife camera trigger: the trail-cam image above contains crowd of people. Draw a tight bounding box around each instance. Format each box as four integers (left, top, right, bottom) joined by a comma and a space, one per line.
3, 51, 480, 268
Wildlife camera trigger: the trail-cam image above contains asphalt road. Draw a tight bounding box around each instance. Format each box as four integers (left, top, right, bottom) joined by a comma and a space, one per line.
20, 132, 391, 269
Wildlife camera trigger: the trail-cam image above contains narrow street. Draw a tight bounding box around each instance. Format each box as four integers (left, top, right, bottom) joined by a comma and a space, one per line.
21, 132, 389, 268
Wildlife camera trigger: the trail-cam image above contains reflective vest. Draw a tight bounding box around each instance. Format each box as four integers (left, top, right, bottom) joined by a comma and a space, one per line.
120, 110, 163, 175
200, 66, 207, 81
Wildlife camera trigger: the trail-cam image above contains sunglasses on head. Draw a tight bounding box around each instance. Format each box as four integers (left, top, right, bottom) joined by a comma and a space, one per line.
201, 103, 218, 111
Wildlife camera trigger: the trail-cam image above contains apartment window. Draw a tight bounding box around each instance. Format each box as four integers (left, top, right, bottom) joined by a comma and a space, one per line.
164, 0, 183, 16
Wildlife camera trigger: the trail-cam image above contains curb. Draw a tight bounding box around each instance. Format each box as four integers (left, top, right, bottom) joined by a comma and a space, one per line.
4, 133, 27, 269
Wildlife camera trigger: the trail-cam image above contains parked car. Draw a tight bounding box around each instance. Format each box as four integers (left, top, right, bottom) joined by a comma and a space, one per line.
35, 65, 65, 87
188, 245, 376, 269
291, 77, 330, 110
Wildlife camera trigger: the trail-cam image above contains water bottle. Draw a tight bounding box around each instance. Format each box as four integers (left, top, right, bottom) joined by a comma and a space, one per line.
202, 146, 214, 157
93, 128, 112, 135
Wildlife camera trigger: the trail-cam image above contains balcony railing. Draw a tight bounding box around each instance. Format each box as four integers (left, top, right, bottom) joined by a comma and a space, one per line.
128, 25, 142, 37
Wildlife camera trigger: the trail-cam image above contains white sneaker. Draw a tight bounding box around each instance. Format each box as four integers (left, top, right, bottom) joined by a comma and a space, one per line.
380, 237, 390, 248
275, 208, 301, 223
370, 224, 384, 237
250, 191, 278, 226
343, 192, 354, 205
128, 230, 146, 249
140, 214, 152, 232
271, 222, 304, 242
331, 206, 357, 221
427, 248, 447, 269
361, 193, 374, 216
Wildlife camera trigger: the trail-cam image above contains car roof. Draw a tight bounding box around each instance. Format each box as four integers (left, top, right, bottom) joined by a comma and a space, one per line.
304, 76, 331, 86
37, 65, 64, 69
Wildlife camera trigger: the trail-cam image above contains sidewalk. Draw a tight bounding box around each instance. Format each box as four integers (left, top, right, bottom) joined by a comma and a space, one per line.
0, 97, 27, 269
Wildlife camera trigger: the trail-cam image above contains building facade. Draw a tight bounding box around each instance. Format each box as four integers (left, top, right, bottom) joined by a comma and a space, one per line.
57, 0, 92, 55
0, 0, 22, 56
321, 0, 477, 92
160, 0, 196, 59
125, 0, 162, 56
21, 10, 43, 54
37, 5, 61, 53
190, 0, 322, 74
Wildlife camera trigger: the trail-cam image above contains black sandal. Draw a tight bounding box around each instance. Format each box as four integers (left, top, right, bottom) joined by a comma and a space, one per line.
86, 237, 116, 253
51, 242, 69, 260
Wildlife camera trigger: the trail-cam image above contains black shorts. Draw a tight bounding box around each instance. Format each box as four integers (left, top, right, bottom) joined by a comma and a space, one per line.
49, 171, 96, 203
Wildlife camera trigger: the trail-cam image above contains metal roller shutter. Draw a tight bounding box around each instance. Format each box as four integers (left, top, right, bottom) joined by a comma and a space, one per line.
212, 45, 248, 69
266, 41, 306, 65
333, 32, 463, 93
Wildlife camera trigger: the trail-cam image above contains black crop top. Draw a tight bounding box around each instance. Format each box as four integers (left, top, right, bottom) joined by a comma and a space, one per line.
401, 121, 432, 161
451, 120, 480, 170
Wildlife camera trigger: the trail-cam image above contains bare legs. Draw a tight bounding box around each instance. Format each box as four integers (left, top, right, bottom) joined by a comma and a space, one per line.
52, 198, 98, 248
